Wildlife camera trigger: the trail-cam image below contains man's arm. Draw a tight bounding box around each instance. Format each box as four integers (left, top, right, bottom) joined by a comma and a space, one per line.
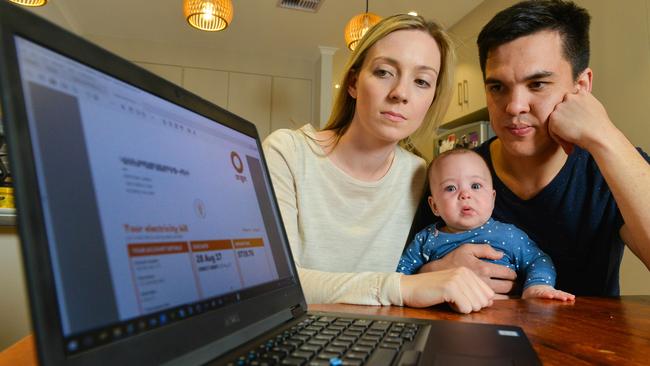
419, 244, 517, 294
549, 88, 650, 269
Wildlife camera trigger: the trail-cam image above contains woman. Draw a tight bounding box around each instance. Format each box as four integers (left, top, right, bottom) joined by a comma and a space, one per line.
263, 14, 494, 313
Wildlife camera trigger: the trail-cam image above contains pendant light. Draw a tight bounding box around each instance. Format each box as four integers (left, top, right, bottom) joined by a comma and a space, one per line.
184, 0, 233, 32
344, 0, 381, 51
9, 0, 47, 6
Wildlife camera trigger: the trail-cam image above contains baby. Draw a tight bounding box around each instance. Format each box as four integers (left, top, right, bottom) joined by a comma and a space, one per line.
398, 148, 574, 300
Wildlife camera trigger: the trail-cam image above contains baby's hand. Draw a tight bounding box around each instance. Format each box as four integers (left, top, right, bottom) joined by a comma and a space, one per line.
522, 285, 575, 301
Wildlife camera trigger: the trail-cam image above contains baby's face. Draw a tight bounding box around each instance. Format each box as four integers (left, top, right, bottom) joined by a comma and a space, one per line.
428, 152, 495, 233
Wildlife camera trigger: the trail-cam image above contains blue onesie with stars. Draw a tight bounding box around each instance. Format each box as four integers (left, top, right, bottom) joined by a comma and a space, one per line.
397, 218, 556, 289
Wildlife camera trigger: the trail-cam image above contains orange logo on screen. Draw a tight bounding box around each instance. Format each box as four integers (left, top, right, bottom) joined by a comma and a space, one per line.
231, 151, 244, 173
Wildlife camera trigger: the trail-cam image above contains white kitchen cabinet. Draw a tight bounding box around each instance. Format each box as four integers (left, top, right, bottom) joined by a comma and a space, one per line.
182, 68, 229, 108
228, 73, 272, 139
271, 77, 312, 132
135, 62, 183, 86
441, 37, 486, 126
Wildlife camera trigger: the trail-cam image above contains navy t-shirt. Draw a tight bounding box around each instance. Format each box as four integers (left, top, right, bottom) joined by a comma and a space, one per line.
408, 138, 650, 296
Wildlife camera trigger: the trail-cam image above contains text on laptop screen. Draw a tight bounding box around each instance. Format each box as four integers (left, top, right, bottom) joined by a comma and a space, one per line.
14, 36, 294, 352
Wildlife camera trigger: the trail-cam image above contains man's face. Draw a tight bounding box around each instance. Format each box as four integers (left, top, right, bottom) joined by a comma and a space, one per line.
484, 30, 581, 158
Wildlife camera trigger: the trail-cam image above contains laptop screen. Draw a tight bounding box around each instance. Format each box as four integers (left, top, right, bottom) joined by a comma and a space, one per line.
13, 35, 296, 355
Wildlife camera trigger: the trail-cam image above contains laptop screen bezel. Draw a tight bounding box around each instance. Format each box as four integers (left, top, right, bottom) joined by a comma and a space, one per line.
0, 3, 307, 365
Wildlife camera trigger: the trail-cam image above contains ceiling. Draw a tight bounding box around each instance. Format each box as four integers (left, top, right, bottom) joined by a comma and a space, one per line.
28, 0, 484, 62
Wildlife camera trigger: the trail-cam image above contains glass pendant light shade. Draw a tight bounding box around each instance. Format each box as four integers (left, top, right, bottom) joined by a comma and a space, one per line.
9, 0, 47, 6
184, 0, 233, 32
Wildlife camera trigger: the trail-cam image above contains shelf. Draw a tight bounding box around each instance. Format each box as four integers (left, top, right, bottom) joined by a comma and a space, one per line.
0, 207, 16, 226
439, 107, 489, 131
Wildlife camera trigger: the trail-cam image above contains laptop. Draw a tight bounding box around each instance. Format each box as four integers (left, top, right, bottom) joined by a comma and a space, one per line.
0, 3, 540, 365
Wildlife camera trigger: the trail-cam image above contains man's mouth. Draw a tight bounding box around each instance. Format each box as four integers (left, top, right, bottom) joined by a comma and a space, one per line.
506, 125, 532, 137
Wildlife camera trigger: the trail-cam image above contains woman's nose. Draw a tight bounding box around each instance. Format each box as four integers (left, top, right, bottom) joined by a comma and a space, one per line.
388, 80, 408, 103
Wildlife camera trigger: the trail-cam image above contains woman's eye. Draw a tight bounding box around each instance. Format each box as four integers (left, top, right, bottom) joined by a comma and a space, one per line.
444, 186, 456, 192
471, 183, 482, 190
415, 79, 431, 88
374, 69, 392, 78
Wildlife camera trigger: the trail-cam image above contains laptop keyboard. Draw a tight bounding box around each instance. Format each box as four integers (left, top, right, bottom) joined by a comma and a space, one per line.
226, 314, 420, 366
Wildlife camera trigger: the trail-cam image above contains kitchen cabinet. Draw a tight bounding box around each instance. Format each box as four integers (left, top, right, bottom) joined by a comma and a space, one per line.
183, 67, 229, 108
271, 77, 312, 132
228, 73, 272, 139
441, 37, 486, 125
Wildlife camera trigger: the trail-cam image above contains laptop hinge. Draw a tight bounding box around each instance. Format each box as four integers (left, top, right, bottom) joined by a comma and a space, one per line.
290, 304, 306, 318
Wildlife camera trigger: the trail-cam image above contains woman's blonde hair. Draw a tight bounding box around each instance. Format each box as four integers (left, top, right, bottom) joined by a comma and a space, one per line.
323, 14, 455, 153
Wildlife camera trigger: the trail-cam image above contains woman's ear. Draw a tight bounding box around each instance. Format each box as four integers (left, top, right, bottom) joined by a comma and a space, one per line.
575, 67, 593, 93
347, 70, 358, 99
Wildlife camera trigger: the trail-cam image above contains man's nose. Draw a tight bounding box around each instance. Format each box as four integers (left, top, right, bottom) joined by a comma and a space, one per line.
505, 87, 531, 116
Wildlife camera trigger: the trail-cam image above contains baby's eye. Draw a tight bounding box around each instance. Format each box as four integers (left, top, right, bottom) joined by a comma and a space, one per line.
444, 185, 456, 192
471, 183, 482, 190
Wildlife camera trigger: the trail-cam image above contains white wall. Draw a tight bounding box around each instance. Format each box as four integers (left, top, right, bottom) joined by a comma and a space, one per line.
0, 228, 30, 350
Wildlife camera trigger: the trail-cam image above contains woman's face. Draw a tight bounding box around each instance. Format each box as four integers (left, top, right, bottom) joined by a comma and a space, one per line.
348, 29, 441, 145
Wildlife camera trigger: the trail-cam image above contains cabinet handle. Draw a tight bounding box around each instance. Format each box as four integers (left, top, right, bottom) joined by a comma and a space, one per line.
457, 82, 462, 105
463, 80, 469, 103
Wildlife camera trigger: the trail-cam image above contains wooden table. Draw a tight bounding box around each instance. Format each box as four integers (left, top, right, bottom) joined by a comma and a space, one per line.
313, 296, 650, 365
2, 297, 649, 365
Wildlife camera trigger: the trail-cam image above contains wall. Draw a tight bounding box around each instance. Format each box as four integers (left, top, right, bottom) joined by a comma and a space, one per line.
0, 228, 30, 350
84, 35, 314, 141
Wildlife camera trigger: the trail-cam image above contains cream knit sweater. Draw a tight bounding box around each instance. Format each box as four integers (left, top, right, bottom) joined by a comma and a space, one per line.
262, 124, 426, 306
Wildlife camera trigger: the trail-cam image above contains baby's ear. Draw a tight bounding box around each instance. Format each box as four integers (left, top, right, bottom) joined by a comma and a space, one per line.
427, 196, 440, 216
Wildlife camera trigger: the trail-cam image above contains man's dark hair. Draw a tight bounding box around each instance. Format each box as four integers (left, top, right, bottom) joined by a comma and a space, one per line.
477, 0, 591, 80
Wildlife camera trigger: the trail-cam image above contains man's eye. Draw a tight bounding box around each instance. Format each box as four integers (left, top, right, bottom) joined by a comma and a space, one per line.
487, 84, 502, 93
471, 183, 482, 190
444, 186, 456, 192
530, 81, 546, 90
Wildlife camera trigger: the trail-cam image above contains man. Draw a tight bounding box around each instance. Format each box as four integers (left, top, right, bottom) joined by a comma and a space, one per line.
418, 0, 650, 296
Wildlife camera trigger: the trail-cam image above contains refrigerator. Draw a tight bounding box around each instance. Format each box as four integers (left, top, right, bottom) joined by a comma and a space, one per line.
433, 120, 494, 157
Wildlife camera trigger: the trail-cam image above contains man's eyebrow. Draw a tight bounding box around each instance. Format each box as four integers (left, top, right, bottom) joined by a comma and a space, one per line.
484, 71, 554, 84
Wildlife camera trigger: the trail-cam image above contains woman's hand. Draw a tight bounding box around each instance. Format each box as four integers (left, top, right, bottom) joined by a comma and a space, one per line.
400, 267, 495, 313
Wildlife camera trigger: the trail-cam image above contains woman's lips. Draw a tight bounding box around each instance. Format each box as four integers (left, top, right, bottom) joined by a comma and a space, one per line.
381, 111, 406, 122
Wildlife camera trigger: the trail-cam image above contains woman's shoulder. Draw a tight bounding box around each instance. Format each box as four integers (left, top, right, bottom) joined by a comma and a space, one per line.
395, 146, 427, 171
263, 124, 317, 154
264, 125, 305, 146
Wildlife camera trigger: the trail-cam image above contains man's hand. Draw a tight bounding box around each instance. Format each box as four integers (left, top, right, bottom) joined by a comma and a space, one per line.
418, 244, 517, 295
522, 285, 575, 301
548, 89, 613, 155
400, 267, 495, 313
